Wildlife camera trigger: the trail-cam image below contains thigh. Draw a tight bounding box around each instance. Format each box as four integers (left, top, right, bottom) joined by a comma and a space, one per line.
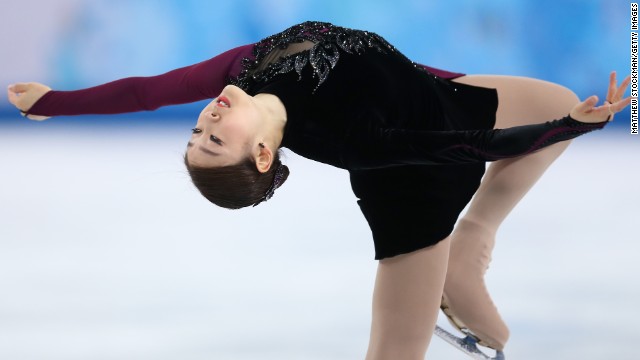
452, 75, 579, 128
366, 237, 450, 360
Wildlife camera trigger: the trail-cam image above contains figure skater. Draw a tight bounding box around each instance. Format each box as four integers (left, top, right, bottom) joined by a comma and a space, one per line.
7, 21, 630, 360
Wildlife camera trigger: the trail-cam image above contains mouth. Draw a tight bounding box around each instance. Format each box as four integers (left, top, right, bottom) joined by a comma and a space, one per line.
217, 95, 231, 108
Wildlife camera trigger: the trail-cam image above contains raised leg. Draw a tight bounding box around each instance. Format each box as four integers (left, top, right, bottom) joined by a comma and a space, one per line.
365, 237, 450, 360
443, 75, 580, 350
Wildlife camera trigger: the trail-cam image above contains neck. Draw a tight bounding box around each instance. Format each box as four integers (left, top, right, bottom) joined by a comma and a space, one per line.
254, 93, 287, 149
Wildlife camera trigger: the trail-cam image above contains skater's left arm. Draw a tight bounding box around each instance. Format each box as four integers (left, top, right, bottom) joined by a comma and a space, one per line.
346, 74, 632, 170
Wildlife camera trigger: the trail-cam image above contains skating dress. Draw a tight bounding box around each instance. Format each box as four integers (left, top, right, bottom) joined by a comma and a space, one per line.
26, 21, 606, 259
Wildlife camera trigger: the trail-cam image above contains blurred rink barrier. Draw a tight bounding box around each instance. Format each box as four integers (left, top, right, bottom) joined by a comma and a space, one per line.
0, 0, 633, 127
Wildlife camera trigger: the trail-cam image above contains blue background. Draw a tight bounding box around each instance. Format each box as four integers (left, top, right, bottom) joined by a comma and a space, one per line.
0, 0, 633, 124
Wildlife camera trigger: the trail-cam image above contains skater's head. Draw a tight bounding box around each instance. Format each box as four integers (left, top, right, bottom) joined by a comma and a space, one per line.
184, 85, 289, 209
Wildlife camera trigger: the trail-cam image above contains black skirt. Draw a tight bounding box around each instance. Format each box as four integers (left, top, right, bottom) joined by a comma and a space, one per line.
349, 79, 498, 260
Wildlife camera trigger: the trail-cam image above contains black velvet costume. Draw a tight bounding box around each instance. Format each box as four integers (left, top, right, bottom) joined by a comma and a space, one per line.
27, 21, 607, 259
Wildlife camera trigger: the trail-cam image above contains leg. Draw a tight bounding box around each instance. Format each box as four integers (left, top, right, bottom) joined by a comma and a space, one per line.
443, 75, 580, 350
365, 237, 450, 360
454, 75, 579, 226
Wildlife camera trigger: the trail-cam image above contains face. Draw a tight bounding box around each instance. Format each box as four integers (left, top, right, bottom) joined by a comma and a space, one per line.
186, 85, 263, 168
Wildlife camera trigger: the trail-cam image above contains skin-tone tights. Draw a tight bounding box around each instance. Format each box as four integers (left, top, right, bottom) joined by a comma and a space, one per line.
365, 75, 579, 359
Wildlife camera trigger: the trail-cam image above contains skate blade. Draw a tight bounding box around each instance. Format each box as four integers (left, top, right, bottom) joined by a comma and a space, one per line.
434, 325, 505, 360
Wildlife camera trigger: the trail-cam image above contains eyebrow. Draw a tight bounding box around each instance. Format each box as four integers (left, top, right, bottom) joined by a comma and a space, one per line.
187, 141, 220, 156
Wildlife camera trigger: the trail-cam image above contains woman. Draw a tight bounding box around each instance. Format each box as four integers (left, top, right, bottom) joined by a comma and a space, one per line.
7, 21, 630, 359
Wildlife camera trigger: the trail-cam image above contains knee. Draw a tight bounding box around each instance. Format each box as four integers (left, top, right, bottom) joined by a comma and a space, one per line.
550, 83, 580, 109
523, 77, 580, 114
529, 80, 580, 121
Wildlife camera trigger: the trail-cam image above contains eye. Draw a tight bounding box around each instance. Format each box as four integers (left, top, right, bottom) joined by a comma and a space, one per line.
191, 128, 202, 134
210, 134, 223, 145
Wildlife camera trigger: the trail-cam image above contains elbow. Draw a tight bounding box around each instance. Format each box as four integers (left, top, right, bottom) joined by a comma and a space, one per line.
130, 77, 158, 111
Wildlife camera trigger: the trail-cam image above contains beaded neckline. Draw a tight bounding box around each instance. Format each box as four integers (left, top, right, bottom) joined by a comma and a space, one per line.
229, 21, 401, 92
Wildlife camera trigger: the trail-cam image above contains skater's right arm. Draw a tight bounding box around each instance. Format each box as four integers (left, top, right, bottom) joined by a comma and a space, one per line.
6, 44, 254, 119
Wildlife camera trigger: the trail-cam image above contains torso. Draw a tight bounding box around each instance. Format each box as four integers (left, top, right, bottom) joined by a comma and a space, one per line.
230, 21, 465, 170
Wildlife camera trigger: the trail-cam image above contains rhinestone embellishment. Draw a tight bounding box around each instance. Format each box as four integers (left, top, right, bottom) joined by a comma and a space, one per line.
229, 21, 399, 92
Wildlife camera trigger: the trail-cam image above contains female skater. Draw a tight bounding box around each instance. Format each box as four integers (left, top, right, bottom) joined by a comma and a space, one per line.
8, 22, 630, 359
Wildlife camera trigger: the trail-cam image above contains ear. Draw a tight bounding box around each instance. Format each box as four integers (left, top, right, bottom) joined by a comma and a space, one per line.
255, 144, 273, 173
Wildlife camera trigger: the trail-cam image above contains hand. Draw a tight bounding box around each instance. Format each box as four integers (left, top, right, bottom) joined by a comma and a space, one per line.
569, 71, 632, 123
7, 82, 52, 121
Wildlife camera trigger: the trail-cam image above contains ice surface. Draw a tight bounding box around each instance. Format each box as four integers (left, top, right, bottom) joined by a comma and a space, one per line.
0, 124, 638, 360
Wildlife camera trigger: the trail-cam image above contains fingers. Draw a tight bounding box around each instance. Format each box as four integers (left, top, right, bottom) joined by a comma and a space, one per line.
8, 82, 30, 93
575, 95, 599, 113
599, 96, 632, 121
569, 94, 617, 123
589, 102, 615, 121
606, 71, 616, 102
614, 75, 631, 101
7, 87, 19, 106
611, 96, 632, 113
605, 71, 632, 104
7, 83, 29, 107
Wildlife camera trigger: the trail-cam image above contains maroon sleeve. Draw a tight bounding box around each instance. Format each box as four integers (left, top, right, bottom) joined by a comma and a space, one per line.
26, 44, 254, 116
416, 63, 465, 79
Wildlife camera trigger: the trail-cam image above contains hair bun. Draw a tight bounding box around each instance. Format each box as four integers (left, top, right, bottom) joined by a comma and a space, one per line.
274, 163, 290, 190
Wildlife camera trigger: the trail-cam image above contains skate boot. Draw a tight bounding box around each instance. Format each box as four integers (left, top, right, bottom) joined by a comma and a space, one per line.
442, 218, 510, 350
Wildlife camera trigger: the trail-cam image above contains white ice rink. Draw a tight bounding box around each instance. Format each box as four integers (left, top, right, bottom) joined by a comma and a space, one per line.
1, 122, 639, 360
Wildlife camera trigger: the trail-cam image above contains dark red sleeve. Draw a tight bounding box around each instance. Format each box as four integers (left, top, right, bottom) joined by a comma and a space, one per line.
416, 63, 465, 79
26, 44, 254, 116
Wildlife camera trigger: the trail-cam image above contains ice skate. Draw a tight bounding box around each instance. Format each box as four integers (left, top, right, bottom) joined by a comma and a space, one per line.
434, 325, 505, 360
441, 218, 510, 350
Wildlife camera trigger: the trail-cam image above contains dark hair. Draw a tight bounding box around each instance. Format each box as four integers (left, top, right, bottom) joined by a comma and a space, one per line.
184, 150, 290, 209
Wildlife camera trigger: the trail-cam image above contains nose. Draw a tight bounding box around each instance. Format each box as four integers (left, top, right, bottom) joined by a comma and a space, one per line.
208, 111, 221, 121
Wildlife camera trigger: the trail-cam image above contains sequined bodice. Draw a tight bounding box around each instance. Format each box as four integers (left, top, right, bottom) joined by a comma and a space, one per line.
230, 21, 400, 92
246, 22, 457, 169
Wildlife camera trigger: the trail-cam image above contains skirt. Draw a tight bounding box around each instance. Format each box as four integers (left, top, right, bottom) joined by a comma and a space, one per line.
349, 77, 498, 260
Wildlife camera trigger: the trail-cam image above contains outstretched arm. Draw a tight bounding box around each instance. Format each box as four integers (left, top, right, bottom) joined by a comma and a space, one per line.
7, 44, 253, 119
348, 75, 632, 170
